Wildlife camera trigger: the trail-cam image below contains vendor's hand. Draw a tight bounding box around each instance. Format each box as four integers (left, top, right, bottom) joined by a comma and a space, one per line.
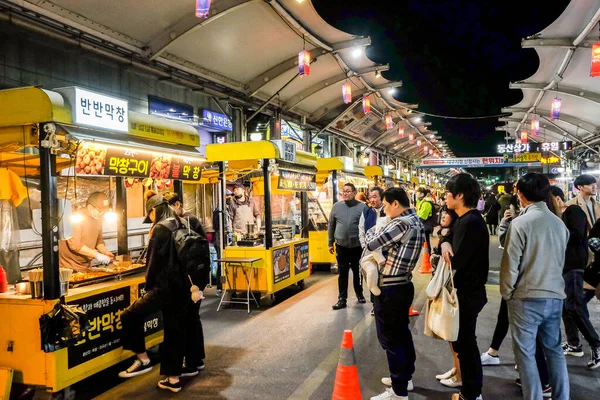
504, 209, 515, 220
103, 251, 115, 260
328, 246, 335, 254
441, 242, 454, 265
94, 252, 112, 265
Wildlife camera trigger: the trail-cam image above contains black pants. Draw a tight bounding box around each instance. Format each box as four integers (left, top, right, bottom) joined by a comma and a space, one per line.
424, 230, 432, 250
374, 283, 416, 397
563, 270, 600, 348
452, 290, 487, 400
121, 289, 187, 377
184, 299, 206, 368
336, 245, 363, 300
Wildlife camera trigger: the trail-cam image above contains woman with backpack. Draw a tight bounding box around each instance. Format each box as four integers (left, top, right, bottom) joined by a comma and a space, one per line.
118, 190, 196, 393
484, 193, 500, 235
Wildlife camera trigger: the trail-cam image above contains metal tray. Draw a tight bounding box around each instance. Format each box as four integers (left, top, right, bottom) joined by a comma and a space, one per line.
69, 265, 146, 288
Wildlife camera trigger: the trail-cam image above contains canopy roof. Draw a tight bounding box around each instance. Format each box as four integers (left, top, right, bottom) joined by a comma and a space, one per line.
2, 0, 453, 160
499, 1, 600, 156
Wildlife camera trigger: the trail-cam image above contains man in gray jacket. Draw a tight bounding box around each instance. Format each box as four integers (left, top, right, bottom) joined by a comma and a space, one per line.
500, 173, 570, 400
328, 183, 367, 310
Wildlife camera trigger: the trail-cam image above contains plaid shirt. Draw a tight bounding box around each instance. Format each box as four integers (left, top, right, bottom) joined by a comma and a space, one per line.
365, 208, 424, 276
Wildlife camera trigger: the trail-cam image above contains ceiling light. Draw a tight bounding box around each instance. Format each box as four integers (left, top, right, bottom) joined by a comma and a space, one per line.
352, 47, 363, 58
375, 70, 382, 79
389, 88, 397, 95
296, 0, 305, 3
429, 134, 435, 138
250, 132, 262, 142
414, 117, 421, 123
169, 108, 176, 112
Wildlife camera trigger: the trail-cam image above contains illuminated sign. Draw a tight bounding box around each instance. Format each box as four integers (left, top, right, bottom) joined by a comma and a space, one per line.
540, 155, 561, 165
277, 169, 317, 192
74, 88, 128, 132
201, 109, 232, 131
497, 141, 572, 154
272, 140, 297, 163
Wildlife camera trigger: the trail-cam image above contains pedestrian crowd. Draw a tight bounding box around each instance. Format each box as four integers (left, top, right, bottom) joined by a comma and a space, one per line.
327, 173, 600, 400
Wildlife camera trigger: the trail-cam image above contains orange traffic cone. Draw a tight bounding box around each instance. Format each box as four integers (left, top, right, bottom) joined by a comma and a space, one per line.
408, 306, 419, 316
332, 330, 362, 400
419, 242, 433, 274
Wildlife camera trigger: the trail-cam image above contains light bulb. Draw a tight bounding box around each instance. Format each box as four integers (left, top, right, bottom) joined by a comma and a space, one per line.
71, 213, 83, 224
104, 210, 118, 223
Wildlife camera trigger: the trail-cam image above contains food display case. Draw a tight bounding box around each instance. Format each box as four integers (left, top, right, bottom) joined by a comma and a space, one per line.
206, 141, 316, 299
309, 157, 368, 268
0, 86, 206, 395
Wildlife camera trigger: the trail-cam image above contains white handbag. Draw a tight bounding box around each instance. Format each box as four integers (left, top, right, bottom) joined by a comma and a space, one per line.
425, 260, 451, 299
425, 261, 460, 341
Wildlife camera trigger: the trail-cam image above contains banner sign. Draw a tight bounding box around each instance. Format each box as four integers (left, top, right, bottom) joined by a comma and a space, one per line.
273, 246, 290, 284
67, 287, 130, 369
294, 242, 309, 275
74, 88, 128, 133
506, 153, 542, 163
277, 169, 317, 192
201, 109, 232, 131
418, 156, 541, 169
105, 147, 152, 177
497, 141, 572, 154
138, 283, 164, 337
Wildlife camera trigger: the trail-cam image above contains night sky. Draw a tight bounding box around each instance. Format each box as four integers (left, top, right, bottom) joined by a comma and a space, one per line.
313, 0, 571, 160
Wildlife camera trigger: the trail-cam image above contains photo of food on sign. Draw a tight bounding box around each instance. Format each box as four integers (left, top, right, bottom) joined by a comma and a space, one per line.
76, 144, 107, 175
150, 155, 172, 179
273, 246, 290, 283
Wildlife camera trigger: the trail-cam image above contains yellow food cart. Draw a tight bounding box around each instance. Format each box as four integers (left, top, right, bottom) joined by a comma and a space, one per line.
308, 157, 367, 269
364, 165, 398, 189
206, 141, 316, 304
0, 86, 205, 396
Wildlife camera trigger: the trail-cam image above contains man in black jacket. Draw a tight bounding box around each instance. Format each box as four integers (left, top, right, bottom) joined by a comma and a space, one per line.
441, 174, 489, 400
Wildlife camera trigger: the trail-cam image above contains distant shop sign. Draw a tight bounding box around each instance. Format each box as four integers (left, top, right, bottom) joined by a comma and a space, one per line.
72, 87, 128, 132
497, 141, 572, 154
201, 109, 232, 131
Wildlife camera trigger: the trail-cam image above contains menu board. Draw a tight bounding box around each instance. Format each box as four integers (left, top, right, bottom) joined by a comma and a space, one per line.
104, 147, 152, 177
273, 246, 290, 284
277, 169, 317, 192
294, 242, 309, 274
138, 283, 164, 337
67, 287, 130, 369
170, 157, 203, 181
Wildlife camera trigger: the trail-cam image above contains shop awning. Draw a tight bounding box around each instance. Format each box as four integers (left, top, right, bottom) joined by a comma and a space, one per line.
316, 157, 364, 175
60, 125, 205, 161
0, 87, 71, 128
206, 141, 317, 168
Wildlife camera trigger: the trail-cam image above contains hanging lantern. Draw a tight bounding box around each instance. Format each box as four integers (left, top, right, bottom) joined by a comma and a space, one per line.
416, 139, 421, 149
362, 96, 371, 114
409, 133, 414, 144
298, 50, 310, 76
521, 130, 528, 144
342, 81, 352, 104
591, 42, 600, 77
385, 114, 393, 130
195, 0, 212, 18
551, 97, 562, 120
429, 149, 434, 156
515, 137, 522, 156
398, 126, 404, 139
531, 119, 540, 136
424, 145, 429, 155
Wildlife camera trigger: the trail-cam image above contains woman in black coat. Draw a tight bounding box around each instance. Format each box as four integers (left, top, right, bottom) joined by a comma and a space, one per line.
484, 193, 500, 235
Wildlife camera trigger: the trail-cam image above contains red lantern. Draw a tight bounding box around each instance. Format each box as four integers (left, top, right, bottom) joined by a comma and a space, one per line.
298, 50, 310, 76
429, 149, 434, 156
342, 81, 352, 104
591, 42, 600, 77
409, 133, 414, 144
424, 145, 428, 154
416, 139, 421, 149
385, 114, 393, 130
516, 138, 522, 145
521, 130, 528, 144
195, 0, 212, 18
398, 126, 404, 139
531, 119, 539, 136
362, 96, 371, 114
551, 97, 561, 120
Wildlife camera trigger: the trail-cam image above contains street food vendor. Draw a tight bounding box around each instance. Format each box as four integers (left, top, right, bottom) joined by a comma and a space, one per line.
228, 183, 261, 234
59, 192, 114, 271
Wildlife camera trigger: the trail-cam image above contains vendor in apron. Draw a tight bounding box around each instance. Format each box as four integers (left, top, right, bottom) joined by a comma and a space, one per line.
59, 192, 114, 271
228, 183, 261, 234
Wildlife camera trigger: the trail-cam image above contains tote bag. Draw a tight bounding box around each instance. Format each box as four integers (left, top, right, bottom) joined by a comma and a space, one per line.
425, 261, 459, 341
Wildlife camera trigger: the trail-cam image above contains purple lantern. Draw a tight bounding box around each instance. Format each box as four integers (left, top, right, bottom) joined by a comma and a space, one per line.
551, 97, 562, 120
196, 0, 212, 18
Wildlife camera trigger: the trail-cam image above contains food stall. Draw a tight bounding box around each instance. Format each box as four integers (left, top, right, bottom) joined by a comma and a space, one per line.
206, 141, 316, 301
364, 165, 397, 189
0, 86, 205, 395
309, 157, 367, 268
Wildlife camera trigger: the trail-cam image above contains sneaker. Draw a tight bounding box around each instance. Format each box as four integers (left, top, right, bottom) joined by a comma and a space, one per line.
562, 342, 584, 357
436, 368, 456, 380
440, 375, 462, 388
370, 307, 375, 316
480, 351, 500, 366
197, 360, 205, 370
451, 394, 482, 400
357, 296, 367, 304
381, 378, 413, 391
179, 366, 199, 377
332, 299, 347, 310
158, 378, 182, 393
588, 347, 600, 369
216, 289, 223, 297
516, 379, 552, 397
118, 359, 152, 378
370, 387, 408, 400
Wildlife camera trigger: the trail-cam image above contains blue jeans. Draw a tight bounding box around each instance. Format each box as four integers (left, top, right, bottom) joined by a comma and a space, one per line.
507, 298, 570, 400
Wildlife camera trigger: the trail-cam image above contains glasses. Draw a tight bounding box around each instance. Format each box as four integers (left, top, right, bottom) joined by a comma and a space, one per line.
341, 190, 354, 194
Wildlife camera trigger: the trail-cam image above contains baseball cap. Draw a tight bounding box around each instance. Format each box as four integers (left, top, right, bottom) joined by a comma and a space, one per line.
87, 192, 110, 212
143, 193, 167, 223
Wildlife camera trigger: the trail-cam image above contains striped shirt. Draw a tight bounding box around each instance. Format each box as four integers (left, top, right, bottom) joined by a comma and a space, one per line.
365, 208, 425, 276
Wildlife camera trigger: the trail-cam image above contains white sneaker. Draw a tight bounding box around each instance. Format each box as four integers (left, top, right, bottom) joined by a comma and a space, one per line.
440, 375, 462, 388
370, 387, 408, 400
381, 378, 413, 391
451, 394, 482, 400
480, 351, 500, 366
436, 368, 456, 380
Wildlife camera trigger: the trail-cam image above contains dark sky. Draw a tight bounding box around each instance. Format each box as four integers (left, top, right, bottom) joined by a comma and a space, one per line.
312, 0, 570, 159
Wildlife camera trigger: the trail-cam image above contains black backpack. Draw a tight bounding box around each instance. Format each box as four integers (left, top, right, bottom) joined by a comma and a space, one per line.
160, 217, 211, 290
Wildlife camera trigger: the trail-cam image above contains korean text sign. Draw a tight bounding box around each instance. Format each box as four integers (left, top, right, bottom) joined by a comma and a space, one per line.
67, 287, 130, 369
202, 109, 232, 131
277, 169, 317, 192
75, 88, 128, 132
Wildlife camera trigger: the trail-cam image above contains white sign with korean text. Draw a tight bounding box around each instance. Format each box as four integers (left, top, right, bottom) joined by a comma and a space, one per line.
74, 88, 128, 132
272, 140, 297, 163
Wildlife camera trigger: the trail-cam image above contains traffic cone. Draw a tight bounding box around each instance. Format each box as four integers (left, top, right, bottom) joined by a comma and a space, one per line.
419, 242, 433, 274
408, 306, 419, 316
332, 330, 362, 400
